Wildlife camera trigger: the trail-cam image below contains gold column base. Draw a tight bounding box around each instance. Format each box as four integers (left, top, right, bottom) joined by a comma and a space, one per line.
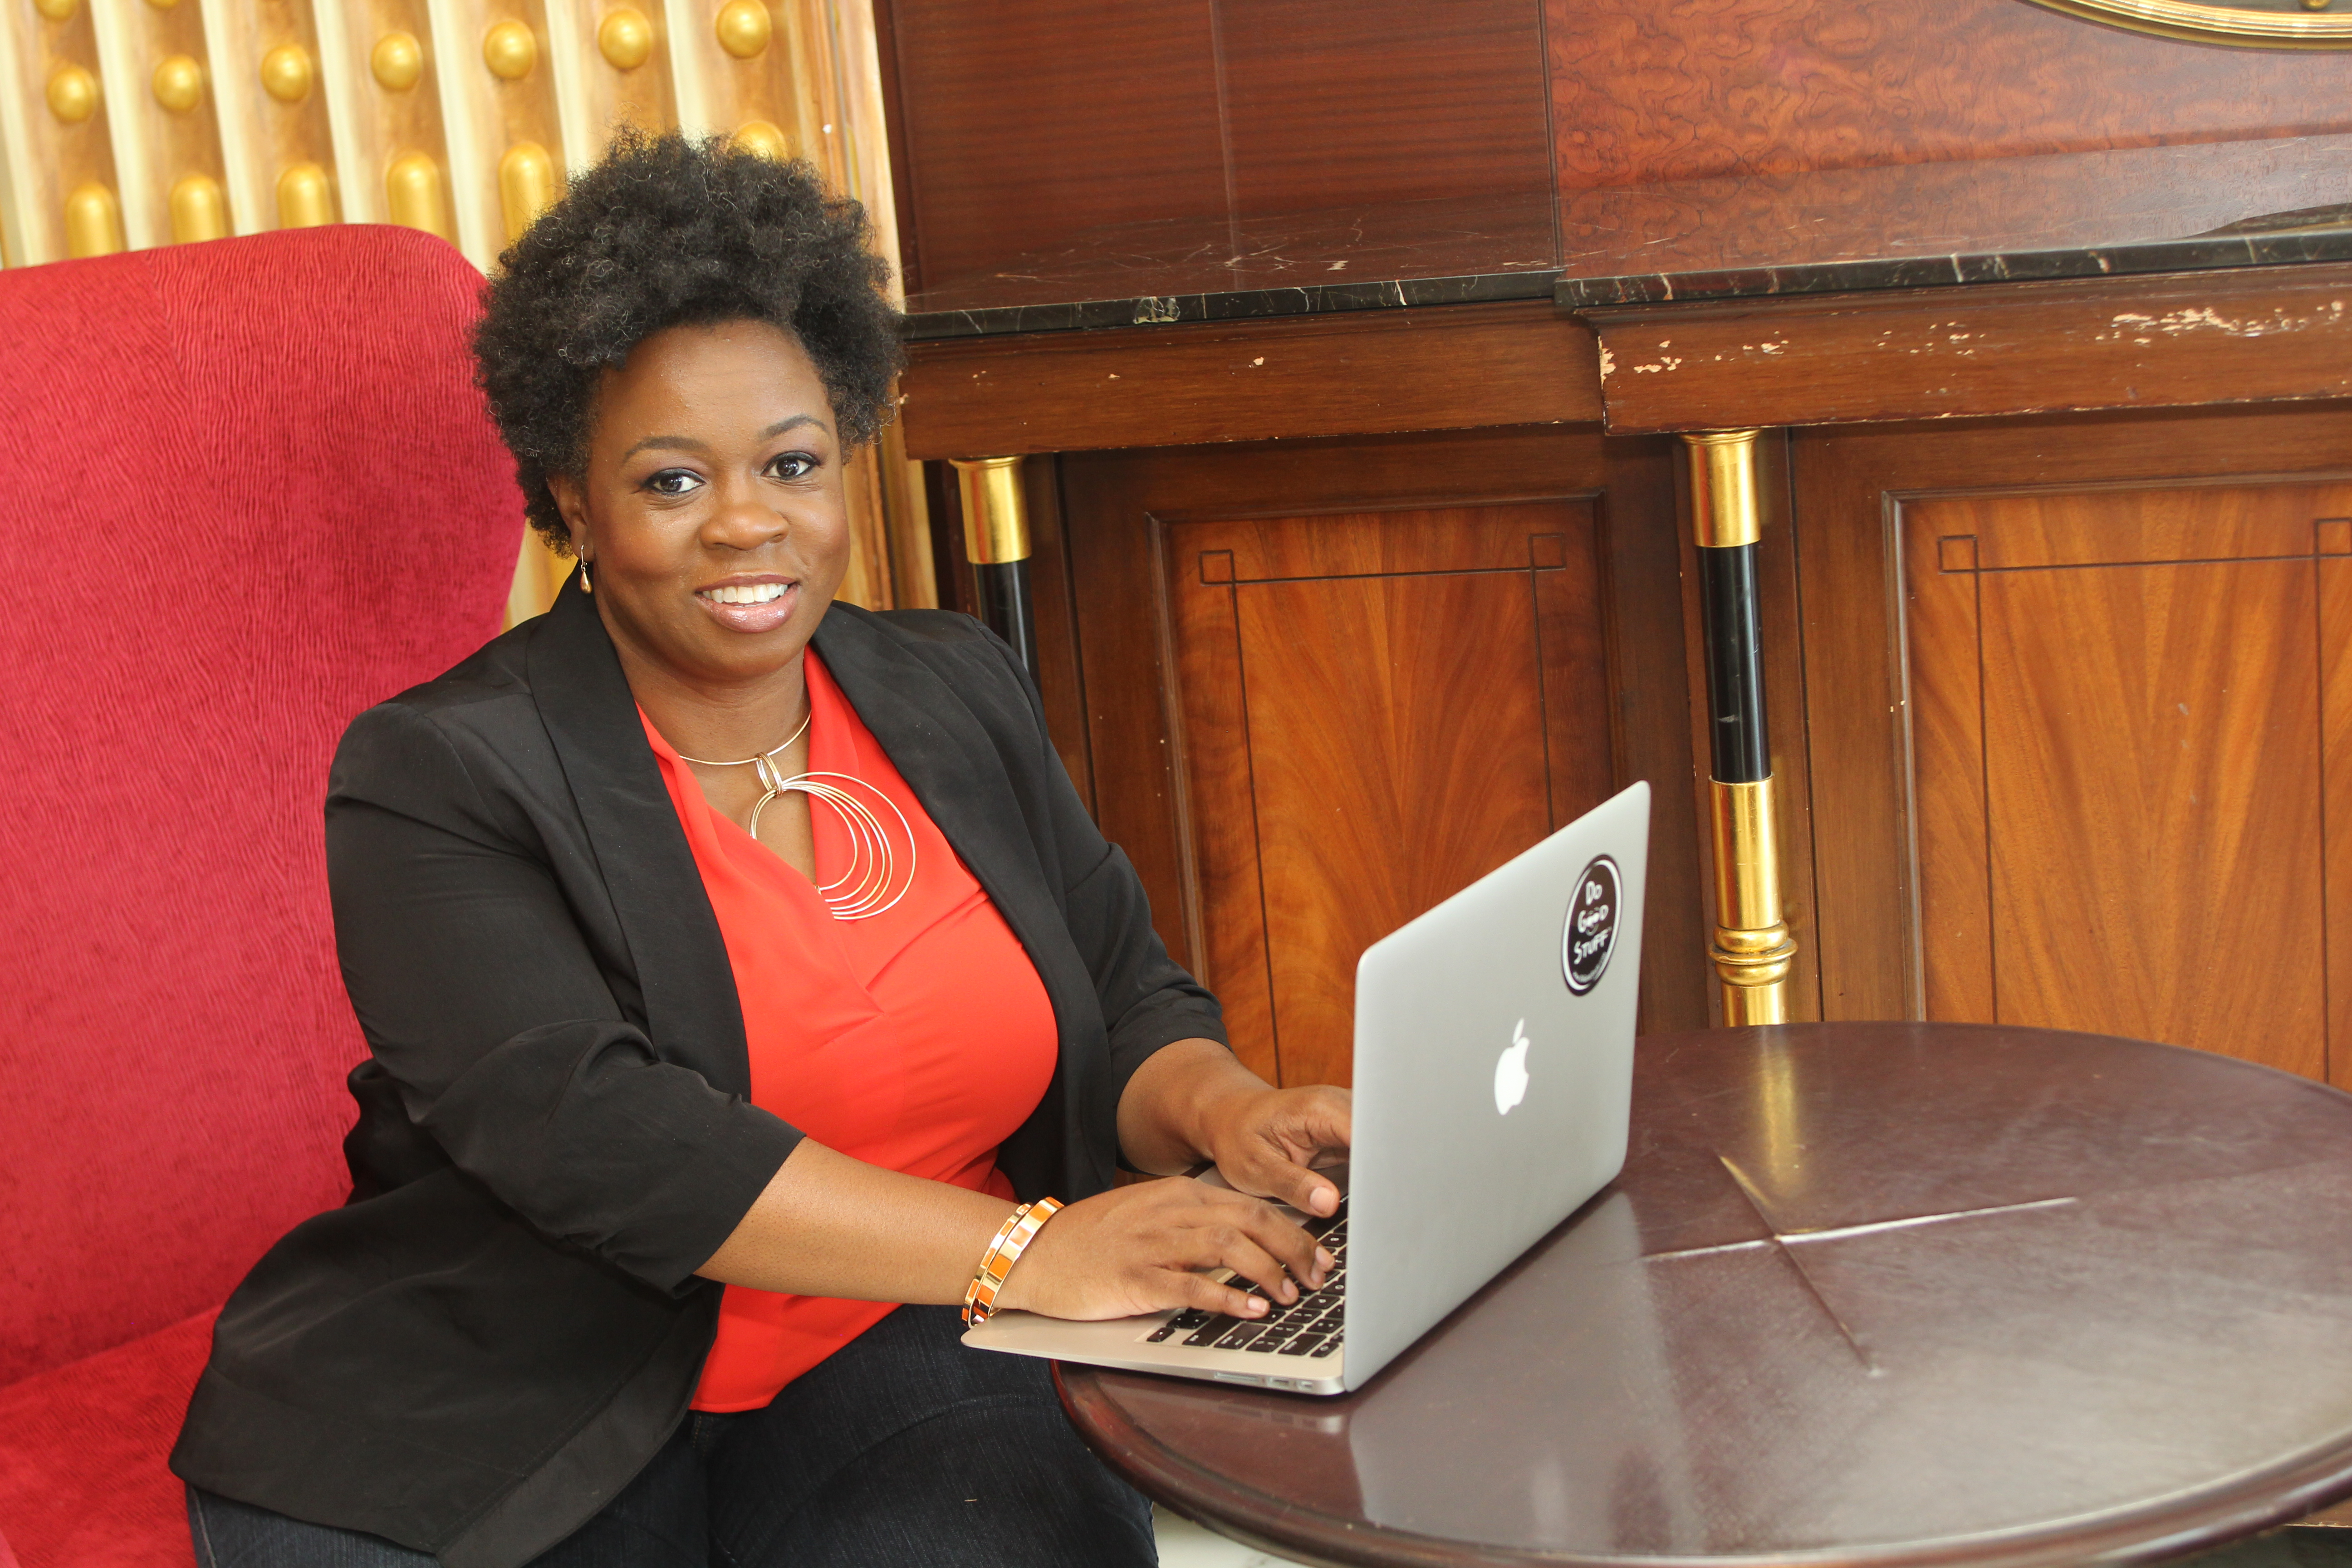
1710, 776, 1796, 1026
949, 456, 1033, 565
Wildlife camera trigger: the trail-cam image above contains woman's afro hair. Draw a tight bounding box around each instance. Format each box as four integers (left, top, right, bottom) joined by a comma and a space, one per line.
473, 129, 903, 552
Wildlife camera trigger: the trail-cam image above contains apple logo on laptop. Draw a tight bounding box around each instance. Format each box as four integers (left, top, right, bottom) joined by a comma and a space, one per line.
1494, 1019, 1532, 1115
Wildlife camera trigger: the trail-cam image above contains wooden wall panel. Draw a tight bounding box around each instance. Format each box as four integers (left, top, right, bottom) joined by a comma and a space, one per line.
1218, 0, 1552, 220
1058, 426, 1708, 1079
1586, 266, 2352, 436
1167, 509, 1607, 1087
1904, 488, 2338, 1079
899, 301, 1602, 461
873, 0, 1554, 293
2327, 540, 2352, 1088
876, 0, 1225, 295
1544, 0, 2352, 189
1796, 405, 2352, 1088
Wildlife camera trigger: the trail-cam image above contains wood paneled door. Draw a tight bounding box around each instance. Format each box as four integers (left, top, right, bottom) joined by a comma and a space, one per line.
1905, 485, 2352, 1079
1166, 505, 1612, 1088
1050, 428, 1704, 1087
1795, 406, 2352, 1086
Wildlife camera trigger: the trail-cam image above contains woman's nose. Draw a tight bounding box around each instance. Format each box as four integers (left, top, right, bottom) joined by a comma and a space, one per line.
706, 477, 788, 546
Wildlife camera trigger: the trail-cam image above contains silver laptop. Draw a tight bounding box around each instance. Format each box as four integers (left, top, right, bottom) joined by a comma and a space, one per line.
965, 781, 1649, 1395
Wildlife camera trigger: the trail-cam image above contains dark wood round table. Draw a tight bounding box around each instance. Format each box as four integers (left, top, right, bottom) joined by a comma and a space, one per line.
1058, 1024, 2352, 1568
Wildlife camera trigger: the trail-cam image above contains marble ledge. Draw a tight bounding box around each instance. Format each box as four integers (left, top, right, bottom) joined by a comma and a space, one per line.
902, 228, 2352, 343
1553, 225, 2352, 310
900, 267, 1558, 342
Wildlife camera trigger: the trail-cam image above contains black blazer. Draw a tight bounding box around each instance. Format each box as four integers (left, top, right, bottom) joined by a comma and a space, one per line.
170, 580, 1225, 1568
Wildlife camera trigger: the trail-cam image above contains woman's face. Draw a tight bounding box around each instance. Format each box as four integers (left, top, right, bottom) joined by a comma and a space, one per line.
549, 318, 851, 688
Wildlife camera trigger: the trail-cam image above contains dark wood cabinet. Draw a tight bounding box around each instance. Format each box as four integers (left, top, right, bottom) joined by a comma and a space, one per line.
876, 0, 2352, 1096
1040, 429, 1710, 1075
1789, 407, 2352, 1086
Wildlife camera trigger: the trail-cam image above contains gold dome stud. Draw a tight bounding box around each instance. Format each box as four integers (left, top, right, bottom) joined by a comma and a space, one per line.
152, 54, 204, 113
276, 162, 332, 228
372, 31, 423, 91
64, 183, 122, 257
482, 20, 537, 80
732, 120, 789, 161
598, 8, 653, 69
499, 142, 556, 241
33, 0, 78, 20
716, 1, 773, 58
387, 152, 446, 237
169, 174, 226, 242
46, 63, 99, 124
260, 43, 314, 104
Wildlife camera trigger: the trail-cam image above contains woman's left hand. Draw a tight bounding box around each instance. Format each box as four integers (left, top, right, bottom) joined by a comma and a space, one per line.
1197, 1082, 1352, 1219
1117, 1037, 1353, 1217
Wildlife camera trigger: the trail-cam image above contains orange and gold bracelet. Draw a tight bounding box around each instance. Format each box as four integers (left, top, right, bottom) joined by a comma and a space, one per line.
962, 1196, 1064, 1326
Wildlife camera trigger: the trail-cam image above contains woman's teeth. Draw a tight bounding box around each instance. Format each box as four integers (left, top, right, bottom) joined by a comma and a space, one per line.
701, 583, 790, 604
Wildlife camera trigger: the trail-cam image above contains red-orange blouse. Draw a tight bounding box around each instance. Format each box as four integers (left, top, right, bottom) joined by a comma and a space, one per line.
641, 651, 1059, 1413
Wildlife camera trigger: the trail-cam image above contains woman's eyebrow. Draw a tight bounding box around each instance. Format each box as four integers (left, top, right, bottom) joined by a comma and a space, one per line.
760, 414, 828, 440
620, 415, 828, 463
620, 434, 707, 461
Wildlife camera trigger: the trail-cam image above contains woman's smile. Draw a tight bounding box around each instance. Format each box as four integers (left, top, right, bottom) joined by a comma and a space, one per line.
696, 573, 799, 634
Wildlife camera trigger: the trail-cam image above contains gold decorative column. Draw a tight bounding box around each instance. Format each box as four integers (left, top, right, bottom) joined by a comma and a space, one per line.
1683, 429, 1797, 1026
949, 456, 1038, 671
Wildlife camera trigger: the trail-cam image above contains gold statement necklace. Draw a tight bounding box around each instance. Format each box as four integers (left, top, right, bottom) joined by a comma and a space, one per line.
676, 707, 917, 921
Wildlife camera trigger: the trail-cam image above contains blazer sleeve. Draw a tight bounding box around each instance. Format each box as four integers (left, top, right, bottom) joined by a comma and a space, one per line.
326, 699, 801, 1294
979, 632, 1232, 1120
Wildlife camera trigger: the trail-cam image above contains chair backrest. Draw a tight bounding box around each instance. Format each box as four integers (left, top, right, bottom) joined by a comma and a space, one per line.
0, 227, 522, 1383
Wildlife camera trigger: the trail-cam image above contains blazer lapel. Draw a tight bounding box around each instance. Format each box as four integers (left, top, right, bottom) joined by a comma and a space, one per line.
812, 608, 1072, 997
525, 576, 752, 1098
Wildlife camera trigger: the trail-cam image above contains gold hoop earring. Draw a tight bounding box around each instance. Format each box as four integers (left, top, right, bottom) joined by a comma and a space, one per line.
578, 556, 592, 594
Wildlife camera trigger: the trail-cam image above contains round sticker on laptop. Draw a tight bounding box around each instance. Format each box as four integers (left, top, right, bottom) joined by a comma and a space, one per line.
1563, 856, 1622, 995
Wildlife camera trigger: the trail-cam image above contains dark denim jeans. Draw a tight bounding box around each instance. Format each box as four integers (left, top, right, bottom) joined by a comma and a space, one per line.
187, 1304, 1156, 1568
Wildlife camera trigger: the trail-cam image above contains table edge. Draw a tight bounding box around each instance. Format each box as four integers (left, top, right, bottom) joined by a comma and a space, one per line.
1060, 1363, 2352, 1568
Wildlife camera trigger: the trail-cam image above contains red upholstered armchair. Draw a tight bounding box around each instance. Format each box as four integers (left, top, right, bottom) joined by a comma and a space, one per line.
0, 228, 523, 1567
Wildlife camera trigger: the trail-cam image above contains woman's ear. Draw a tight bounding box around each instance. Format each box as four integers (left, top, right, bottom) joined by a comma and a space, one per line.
546, 473, 591, 559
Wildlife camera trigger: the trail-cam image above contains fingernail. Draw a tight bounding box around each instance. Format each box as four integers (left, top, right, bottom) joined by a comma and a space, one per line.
1248, 1298, 1267, 1315
1317, 1248, 1335, 1270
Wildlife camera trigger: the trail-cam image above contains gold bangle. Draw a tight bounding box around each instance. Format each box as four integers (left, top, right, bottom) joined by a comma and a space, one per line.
962, 1196, 1063, 1326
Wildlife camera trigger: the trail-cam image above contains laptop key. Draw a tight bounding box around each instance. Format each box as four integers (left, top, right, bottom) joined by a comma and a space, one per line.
1215, 1322, 1267, 1350
1183, 1315, 1240, 1347
1309, 1338, 1342, 1357
1278, 1332, 1324, 1356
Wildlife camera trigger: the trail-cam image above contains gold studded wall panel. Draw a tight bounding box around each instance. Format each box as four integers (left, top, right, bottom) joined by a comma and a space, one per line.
0, 0, 126, 263
0, 0, 928, 619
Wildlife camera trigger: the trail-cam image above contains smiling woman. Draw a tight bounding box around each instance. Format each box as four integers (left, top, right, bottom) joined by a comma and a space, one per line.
167, 133, 1351, 1568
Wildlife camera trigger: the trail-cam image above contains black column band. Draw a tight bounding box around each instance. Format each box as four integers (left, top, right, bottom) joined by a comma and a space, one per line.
1697, 542, 1768, 784
974, 558, 1038, 675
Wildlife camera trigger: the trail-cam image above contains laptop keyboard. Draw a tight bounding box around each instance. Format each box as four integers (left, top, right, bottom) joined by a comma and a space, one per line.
1142, 1203, 1347, 1360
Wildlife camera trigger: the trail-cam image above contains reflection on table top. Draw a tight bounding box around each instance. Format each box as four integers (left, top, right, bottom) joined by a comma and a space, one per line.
1060, 1023, 2352, 1568
902, 136, 2352, 339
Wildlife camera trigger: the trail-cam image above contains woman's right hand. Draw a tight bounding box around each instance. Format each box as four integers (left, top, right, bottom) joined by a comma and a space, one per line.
993, 1176, 1333, 1322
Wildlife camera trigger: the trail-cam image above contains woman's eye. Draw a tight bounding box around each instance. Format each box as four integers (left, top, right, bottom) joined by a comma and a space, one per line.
767, 452, 817, 481
645, 468, 703, 497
